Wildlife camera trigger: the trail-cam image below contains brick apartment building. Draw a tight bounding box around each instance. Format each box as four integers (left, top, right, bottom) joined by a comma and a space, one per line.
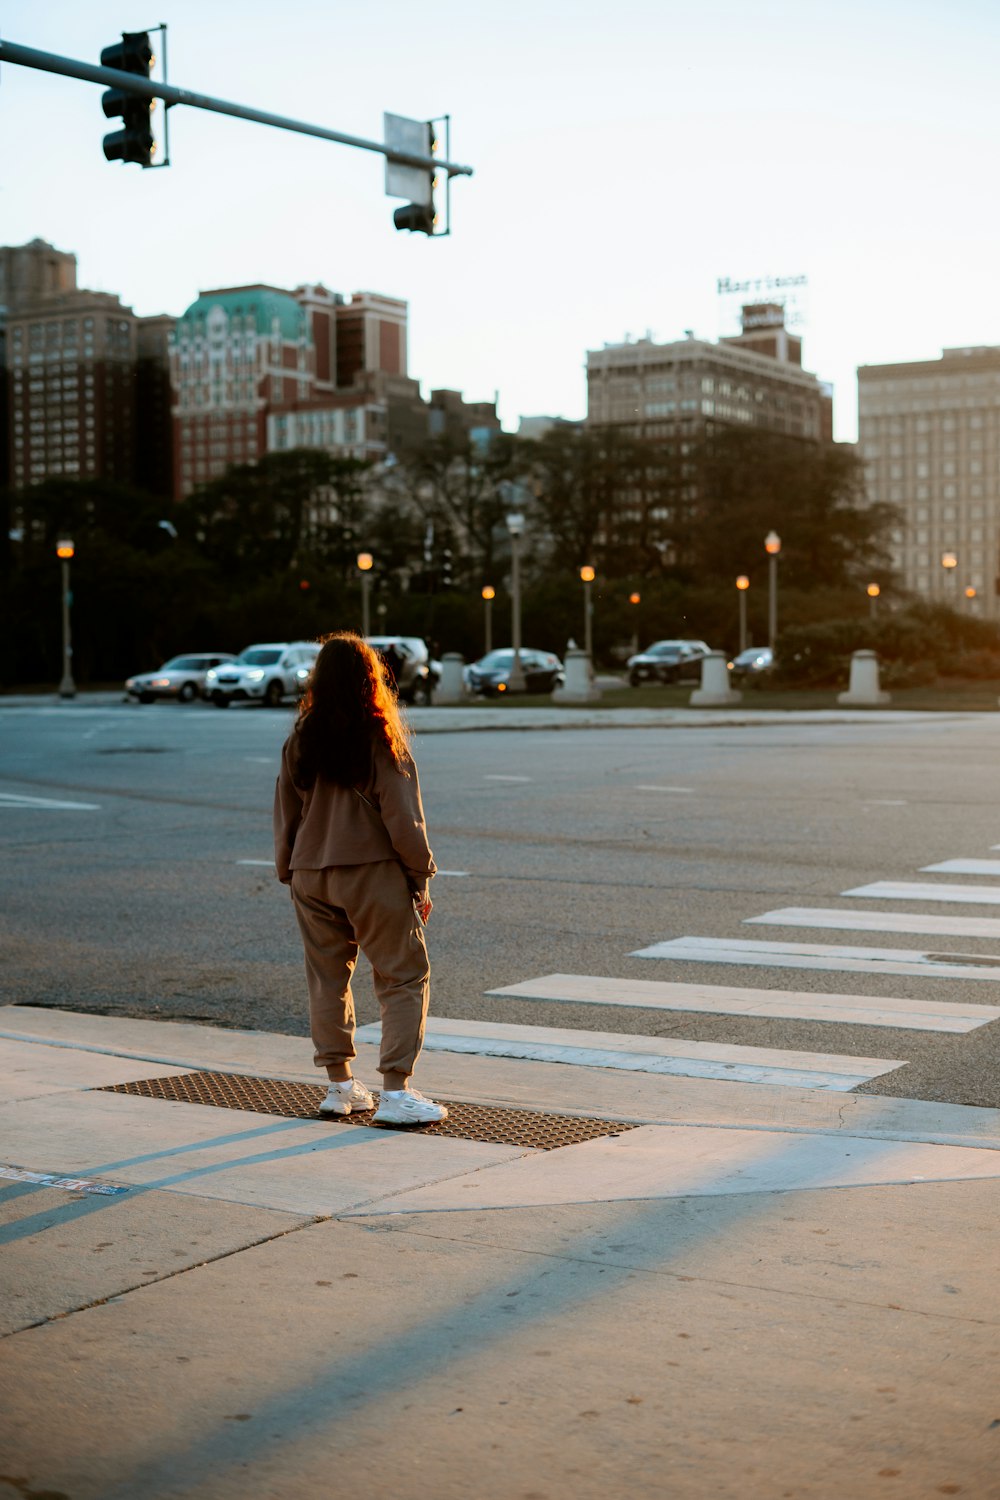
171, 281, 502, 496
1, 237, 174, 496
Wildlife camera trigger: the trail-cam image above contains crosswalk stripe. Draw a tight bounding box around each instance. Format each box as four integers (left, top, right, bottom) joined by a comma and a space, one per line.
630, 935, 1000, 982
357, 1018, 905, 1092
845, 881, 1000, 905
485, 972, 999, 1031
747, 906, 1000, 941
921, 859, 1000, 876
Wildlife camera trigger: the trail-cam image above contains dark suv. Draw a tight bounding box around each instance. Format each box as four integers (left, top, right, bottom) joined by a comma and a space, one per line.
367, 636, 437, 705
626, 639, 712, 686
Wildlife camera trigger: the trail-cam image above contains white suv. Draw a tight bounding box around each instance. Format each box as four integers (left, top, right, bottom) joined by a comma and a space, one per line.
205, 642, 320, 708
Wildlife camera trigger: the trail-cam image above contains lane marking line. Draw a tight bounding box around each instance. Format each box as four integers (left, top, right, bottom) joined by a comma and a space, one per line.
484, 774, 532, 782
0, 791, 100, 810
0, 1164, 128, 1195
634, 785, 695, 793
236, 860, 469, 876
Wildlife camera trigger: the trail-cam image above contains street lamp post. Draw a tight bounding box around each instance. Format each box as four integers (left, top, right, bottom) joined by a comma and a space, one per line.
941, 550, 957, 604
628, 591, 640, 655
505, 512, 527, 692
481, 585, 495, 655
56, 538, 76, 699
867, 582, 880, 620
580, 565, 595, 670
357, 551, 373, 637
736, 575, 749, 653
965, 585, 977, 612
764, 531, 781, 652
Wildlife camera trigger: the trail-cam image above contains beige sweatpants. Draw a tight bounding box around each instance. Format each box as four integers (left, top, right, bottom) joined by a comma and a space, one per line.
290, 860, 430, 1091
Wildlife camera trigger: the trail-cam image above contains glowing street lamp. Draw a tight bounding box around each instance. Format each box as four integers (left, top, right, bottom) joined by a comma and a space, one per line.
941, 549, 958, 603
56, 538, 76, 699
764, 531, 781, 651
481, 585, 495, 655
629, 590, 641, 654
965, 585, 978, 611
736, 574, 749, 652
357, 551, 373, 637
580, 565, 595, 667
867, 581, 880, 620
505, 513, 527, 692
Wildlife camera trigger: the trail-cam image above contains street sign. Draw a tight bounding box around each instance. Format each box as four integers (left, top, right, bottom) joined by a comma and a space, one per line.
384, 112, 433, 205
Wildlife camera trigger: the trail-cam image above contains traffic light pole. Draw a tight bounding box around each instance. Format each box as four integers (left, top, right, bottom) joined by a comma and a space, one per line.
0, 38, 474, 180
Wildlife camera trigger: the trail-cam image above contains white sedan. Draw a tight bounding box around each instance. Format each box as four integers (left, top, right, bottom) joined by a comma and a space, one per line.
125, 653, 235, 704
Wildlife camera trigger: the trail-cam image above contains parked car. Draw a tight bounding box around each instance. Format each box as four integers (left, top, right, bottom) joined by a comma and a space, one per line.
366, 635, 437, 706
727, 646, 774, 681
626, 639, 712, 686
465, 647, 565, 697
204, 642, 320, 707
125, 653, 235, 704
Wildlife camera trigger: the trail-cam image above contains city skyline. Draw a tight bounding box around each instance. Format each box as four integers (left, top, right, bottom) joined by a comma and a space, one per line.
2, 0, 999, 443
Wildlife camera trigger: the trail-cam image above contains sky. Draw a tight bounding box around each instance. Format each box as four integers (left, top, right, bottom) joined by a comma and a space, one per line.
2, 0, 999, 442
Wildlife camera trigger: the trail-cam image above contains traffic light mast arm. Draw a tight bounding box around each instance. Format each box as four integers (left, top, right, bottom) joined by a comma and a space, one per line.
0, 38, 474, 179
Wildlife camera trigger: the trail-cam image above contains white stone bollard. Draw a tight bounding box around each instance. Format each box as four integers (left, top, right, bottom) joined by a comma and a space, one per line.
837, 649, 891, 706
689, 651, 742, 707
552, 648, 601, 703
432, 652, 467, 705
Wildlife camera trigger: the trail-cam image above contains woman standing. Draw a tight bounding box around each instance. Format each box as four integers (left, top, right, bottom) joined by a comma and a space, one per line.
273, 631, 446, 1126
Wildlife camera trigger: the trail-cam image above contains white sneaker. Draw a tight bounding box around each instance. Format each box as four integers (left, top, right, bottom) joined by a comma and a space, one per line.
319, 1079, 375, 1117
372, 1088, 448, 1126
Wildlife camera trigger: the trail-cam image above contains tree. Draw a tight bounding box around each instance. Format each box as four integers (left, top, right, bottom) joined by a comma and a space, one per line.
400, 431, 525, 583
687, 428, 900, 590
181, 449, 373, 579
525, 426, 687, 579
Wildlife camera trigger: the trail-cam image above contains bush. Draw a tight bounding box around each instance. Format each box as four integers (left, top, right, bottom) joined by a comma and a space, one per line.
772, 603, 1000, 690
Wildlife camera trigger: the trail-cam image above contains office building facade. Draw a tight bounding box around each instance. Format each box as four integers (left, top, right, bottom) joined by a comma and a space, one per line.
587, 304, 833, 443
858, 347, 1000, 614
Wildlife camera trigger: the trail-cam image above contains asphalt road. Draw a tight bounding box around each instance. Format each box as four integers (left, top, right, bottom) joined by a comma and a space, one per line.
2, 698, 1000, 1107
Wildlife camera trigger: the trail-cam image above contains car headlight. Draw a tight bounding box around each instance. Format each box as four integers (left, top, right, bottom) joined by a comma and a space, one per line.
245, 669, 265, 682
151, 677, 170, 687
205, 669, 217, 682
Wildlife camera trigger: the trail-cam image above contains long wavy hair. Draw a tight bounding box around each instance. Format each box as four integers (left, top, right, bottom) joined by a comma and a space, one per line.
291, 632, 411, 790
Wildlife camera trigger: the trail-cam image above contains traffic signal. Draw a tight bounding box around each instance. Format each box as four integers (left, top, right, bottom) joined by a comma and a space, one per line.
392, 121, 438, 235
393, 202, 435, 234
101, 31, 155, 166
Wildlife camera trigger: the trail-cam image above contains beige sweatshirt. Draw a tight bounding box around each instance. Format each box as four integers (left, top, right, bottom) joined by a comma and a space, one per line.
273, 735, 436, 896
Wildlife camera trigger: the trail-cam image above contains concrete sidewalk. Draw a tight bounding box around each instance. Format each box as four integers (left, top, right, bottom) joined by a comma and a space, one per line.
0, 687, 983, 731
2, 1003, 999, 1499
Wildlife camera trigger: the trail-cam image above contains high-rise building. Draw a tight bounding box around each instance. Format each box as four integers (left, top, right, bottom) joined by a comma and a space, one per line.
0, 238, 77, 318
858, 346, 1000, 614
587, 304, 833, 443
1, 237, 174, 494
335, 291, 407, 388
170, 285, 410, 495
